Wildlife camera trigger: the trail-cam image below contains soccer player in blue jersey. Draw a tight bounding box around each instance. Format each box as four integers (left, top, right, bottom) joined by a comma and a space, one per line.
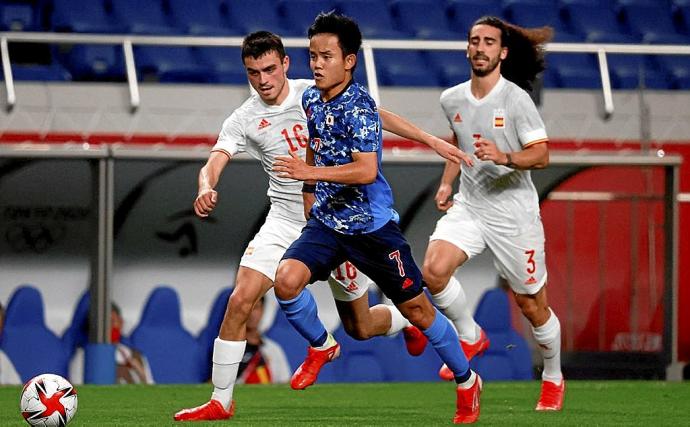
272, 12, 481, 424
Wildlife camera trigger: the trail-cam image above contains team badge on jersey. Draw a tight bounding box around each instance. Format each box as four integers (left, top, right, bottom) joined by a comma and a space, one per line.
325, 114, 334, 126
258, 118, 271, 130
493, 109, 505, 128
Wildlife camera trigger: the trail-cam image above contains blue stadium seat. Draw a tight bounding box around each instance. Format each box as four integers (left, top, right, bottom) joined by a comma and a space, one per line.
469, 288, 532, 381
168, 0, 238, 36
391, 0, 457, 40
61, 292, 90, 360
197, 287, 232, 381
9, 63, 72, 81
226, 0, 296, 37
426, 50, 471, 87
336, 0, 409, 39
197, 47, 248, 84
64, 45, 125, 81
52, 0, 125, 33
111, 0, 177, 35
279, 0, 337, 38
0, 286, 70, 383
676, 1, 690, 34
606, 54, 672, 89
447, 0, 504, 37
621, 3, 681, 42
563, 3, 634, 42
0, 0, 40, 31
135, 46, 213, 83
129, 286, 206, 383
546, 53, 601, 89
285, 48, 313, 80
375, 50, 442, 87
657, 55, 690, 89
504, 2, 567, 33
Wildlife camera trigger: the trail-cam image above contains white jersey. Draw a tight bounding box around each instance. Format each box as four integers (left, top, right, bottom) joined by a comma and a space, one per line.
440, 76, 548, 235
213, 79, 314, 221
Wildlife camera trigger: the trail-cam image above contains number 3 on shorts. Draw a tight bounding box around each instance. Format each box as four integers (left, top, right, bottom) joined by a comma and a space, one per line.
389, 250, 406, 277
525, 249, 536, 274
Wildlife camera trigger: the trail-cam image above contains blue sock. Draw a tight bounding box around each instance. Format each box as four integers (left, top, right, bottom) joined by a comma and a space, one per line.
277, 290, 328, 347
422, 308, 470, 384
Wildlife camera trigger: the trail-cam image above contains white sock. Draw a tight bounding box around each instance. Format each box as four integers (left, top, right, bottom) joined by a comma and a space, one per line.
531, 308, 563, 384
457, 370, 477, 389
210, 338, 246, 411
431, 276, 479, 342
314, 333, 337, 350
382, 304, 411, 335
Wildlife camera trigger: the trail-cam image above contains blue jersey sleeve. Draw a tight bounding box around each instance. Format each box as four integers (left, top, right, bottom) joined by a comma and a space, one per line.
346, 101, 380, 153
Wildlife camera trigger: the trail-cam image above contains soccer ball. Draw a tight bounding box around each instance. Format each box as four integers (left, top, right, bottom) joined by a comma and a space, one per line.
19, 374, 78, 426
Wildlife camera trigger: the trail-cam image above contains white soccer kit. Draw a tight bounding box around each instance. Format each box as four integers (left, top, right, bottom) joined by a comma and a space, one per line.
212, 79, 371, 301
431, 76, 549, 294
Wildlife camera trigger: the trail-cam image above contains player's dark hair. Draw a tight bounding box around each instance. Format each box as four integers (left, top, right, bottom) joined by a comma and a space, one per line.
111, 302, 121, 316
242, 31, 286, 63
308, 11, 362, 67
470, 16, 553, 91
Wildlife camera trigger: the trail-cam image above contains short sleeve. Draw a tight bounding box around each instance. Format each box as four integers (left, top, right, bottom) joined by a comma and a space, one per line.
346, 100, 380, 153
212, 112, 246, 156
512, 90, 548, 148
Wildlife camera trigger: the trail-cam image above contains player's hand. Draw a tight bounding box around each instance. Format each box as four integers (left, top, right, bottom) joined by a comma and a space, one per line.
473, 137, 505, 164
194, 188, 217, 218
302, 192, 315, 220
273, 151, 312, 181
430, 136, 474, 167
435, 183, 454, 212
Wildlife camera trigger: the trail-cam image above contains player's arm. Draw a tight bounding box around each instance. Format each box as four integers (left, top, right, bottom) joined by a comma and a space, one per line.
435, 134, 461, 211
194, 150, 231, 218
274, 150, 377, 184
301, 144, 317, 220
473, 137, 549, 170
378, 108, 473, 167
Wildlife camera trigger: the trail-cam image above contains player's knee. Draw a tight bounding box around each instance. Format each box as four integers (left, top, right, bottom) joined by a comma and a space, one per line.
343, 323, 372, 340
518, 299, 547, 324
227, 291, 254, 321
422, 260, 452, 291
274, 267, 303, 300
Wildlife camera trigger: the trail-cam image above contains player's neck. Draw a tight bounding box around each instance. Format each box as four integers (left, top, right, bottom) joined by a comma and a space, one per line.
470, 70, 501, 100
268, 79, 291, 106
321, 77, 353, 102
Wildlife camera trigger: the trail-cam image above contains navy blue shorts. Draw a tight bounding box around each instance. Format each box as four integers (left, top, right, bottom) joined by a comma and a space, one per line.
282, 217, 424, 304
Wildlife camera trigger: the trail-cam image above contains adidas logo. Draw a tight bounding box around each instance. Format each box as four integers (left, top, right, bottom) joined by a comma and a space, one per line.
257, 118, 271, 130
525, 276, 537, 285
453, 112, 462, 123
402, 277, 414, 289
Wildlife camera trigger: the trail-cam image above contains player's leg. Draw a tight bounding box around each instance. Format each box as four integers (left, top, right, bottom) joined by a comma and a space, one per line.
274, 218, 345, 390
328, 263, 428, 355
488, 221, 564, 411
173, 267, 272, 421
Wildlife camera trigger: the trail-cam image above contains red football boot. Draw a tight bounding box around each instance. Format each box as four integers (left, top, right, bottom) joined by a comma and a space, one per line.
535, 379, 565, 411
403, 326, 429, 356
173, 399, 234, 421
440, 329, 490, 381
290, 342, 341, 390
454, 373, 482, 424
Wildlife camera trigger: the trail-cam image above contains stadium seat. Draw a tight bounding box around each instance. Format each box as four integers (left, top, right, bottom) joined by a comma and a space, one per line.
0, 0, 40, 31
446, 0, 504, 37
111, 0, 177, 35
0, 286, 71, 383
676, 1, 690, 34
168, 0, 238, 36
425, 50, 471, 87
469, 288, 532, 381
135, 46, 214, 83
391, 0, 457, 40
657, 55, 690, 89
546, 53, 601, 89
9, 63, 72, 81
621, 3, 682, 42
279, 0, 337, 38
51, 0, 125, 33
64, 45, 126, 82
375, 50, 442, 87
336, 0, 409, 39
197, 47, 248, 84
197, 287, 232, 381
285, 48, 313, 80
563, 3, 634, 42
606, 54, 671, 89
62, 292, 91, 360
504, 2, 567, 33
129, 286, 206, 383
226, 0, 297, 37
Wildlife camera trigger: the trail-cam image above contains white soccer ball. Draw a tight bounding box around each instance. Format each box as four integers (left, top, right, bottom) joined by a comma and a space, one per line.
19, 374, 78, 426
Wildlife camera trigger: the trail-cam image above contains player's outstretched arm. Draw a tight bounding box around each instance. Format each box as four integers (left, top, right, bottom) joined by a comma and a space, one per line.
473, 137, 549, 170
194, 150, 231, 218
273, 151, 378, 185
378, 108, 473, 167
435, 134, 461, 212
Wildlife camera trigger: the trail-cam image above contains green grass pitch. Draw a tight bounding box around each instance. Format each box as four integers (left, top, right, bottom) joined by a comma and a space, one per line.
2, 381, 689, 426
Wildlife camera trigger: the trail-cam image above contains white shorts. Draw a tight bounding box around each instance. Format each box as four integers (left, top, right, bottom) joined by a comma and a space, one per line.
429, 202, 548, 295
240, 213, 370, 302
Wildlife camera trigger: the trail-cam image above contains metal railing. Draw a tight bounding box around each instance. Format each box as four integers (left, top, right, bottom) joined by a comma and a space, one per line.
3, 32, 690, 114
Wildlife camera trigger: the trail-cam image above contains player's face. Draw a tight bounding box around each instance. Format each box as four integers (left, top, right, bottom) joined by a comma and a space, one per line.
309, 33, 356, 99
244, 50, 290, 105
467, 24, 507, 78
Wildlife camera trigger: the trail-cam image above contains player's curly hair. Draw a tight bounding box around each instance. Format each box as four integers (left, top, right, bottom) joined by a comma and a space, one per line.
470, 16, 553, 91
241, 31, 286, 63
308, 11, 362, 68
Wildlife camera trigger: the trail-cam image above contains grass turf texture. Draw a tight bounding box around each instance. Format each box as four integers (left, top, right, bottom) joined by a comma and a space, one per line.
2, 381, 689, 426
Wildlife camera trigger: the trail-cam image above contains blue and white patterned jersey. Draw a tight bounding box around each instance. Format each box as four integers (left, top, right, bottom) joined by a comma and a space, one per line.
302, 82, 398, 235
